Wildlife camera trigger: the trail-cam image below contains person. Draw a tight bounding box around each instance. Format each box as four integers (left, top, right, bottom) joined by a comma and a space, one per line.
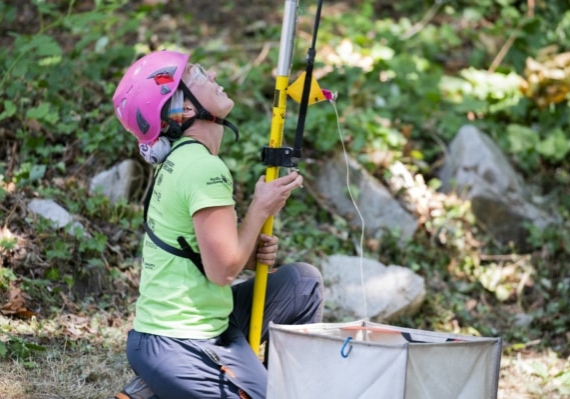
110, 50, 324, 399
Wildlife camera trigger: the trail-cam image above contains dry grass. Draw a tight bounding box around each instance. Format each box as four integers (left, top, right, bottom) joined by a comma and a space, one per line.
0, 311, 134, 399
1, 311, 568, 399
498, 350, 570, 399
2, 346, 568, 398
0, 349, 133, 399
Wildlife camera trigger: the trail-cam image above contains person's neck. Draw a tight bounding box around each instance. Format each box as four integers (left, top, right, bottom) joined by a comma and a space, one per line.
182, 122, 223, 155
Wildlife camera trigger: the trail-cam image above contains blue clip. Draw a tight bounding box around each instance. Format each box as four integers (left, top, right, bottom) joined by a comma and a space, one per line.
340, 337, 353, 358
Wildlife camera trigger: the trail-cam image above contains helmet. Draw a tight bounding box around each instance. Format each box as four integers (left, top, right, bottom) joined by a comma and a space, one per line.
113, 50, 189, 144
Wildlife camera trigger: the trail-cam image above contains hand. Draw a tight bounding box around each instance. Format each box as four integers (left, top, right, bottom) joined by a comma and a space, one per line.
256, 234, 279, 267
252, 170, 303, 218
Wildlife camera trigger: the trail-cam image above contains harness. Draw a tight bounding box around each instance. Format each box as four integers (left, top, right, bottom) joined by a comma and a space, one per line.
142, 140, 207, 276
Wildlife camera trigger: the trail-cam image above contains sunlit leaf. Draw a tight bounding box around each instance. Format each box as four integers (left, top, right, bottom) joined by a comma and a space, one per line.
0, 100, 16, 120
537, 128, 570, 161
506, 124, 539, 153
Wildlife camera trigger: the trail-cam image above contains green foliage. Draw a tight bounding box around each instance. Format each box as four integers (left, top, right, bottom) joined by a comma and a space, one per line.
310, 0, 570, 172
0, 178, 143, 313
0, 267, 16, 290
0, 333, 45, 367
0, 230, 17, 252
277, 206, 355, 266
0, 0, 139, 175
12, 163, 47, 187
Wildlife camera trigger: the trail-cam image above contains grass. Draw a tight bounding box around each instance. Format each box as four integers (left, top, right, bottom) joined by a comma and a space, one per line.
0, 311, 134, 399
0, 349, 131, 399
499, 350, 570, 399
1, 308, 569, 398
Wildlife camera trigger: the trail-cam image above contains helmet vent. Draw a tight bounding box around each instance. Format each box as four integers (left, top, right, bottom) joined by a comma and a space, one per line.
136, 108, 150, 134
148, 66, 177, 86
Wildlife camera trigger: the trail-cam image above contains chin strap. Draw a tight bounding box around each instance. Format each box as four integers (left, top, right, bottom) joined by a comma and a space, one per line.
162, 81, 240, 142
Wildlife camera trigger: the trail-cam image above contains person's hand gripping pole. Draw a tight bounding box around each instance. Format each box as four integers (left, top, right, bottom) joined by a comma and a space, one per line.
248, 0, 299, 355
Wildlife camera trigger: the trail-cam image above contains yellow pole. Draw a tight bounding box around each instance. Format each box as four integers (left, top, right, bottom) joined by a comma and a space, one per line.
249, 0, 298, 355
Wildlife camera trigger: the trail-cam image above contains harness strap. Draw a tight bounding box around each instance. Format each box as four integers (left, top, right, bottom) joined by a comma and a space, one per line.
143, 139, 208, 276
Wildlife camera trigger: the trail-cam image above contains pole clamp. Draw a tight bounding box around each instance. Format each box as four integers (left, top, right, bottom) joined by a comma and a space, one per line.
261, 146, 298, 167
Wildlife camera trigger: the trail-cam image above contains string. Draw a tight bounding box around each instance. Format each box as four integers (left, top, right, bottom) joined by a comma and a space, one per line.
327, 97, 368, 320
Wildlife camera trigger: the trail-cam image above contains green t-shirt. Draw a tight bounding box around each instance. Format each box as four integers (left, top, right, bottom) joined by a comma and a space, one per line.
134, 138, 236, 339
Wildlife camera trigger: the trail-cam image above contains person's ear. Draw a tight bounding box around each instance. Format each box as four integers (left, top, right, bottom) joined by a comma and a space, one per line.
183, 107, 195, 118
182, 100, 195, 118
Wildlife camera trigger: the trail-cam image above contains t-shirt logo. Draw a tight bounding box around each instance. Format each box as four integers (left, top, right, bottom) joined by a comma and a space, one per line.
206, 174, 231, 186
163, 160, 175, 173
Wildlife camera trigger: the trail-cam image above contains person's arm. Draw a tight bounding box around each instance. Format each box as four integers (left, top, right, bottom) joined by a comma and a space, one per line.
193, 171, 301, 286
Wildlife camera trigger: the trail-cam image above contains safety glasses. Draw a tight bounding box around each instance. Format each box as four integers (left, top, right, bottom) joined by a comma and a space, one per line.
186, 63, 209, 86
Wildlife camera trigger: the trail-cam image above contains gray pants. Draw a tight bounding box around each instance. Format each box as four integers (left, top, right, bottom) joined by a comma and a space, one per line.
126, 262, 324, 399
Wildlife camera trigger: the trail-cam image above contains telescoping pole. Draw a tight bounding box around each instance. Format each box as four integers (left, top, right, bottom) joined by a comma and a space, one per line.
249, 0, 298, 355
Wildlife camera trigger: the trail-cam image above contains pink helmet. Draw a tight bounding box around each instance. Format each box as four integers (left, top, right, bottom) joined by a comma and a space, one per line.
112, 50, 189, 144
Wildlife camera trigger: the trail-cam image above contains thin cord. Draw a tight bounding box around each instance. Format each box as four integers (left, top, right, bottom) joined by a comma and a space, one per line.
328, 97, 368, 320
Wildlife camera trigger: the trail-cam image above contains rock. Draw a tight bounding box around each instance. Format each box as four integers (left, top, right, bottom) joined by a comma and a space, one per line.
89, 159, 141, 205
306, 152, 418, 243
27, 199, 84, 235
438, 125, 560, 248
321, 254, 425, 321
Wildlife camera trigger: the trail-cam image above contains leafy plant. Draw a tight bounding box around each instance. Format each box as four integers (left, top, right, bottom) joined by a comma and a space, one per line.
0, 333, 45, 368
0, 0, 140, 181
